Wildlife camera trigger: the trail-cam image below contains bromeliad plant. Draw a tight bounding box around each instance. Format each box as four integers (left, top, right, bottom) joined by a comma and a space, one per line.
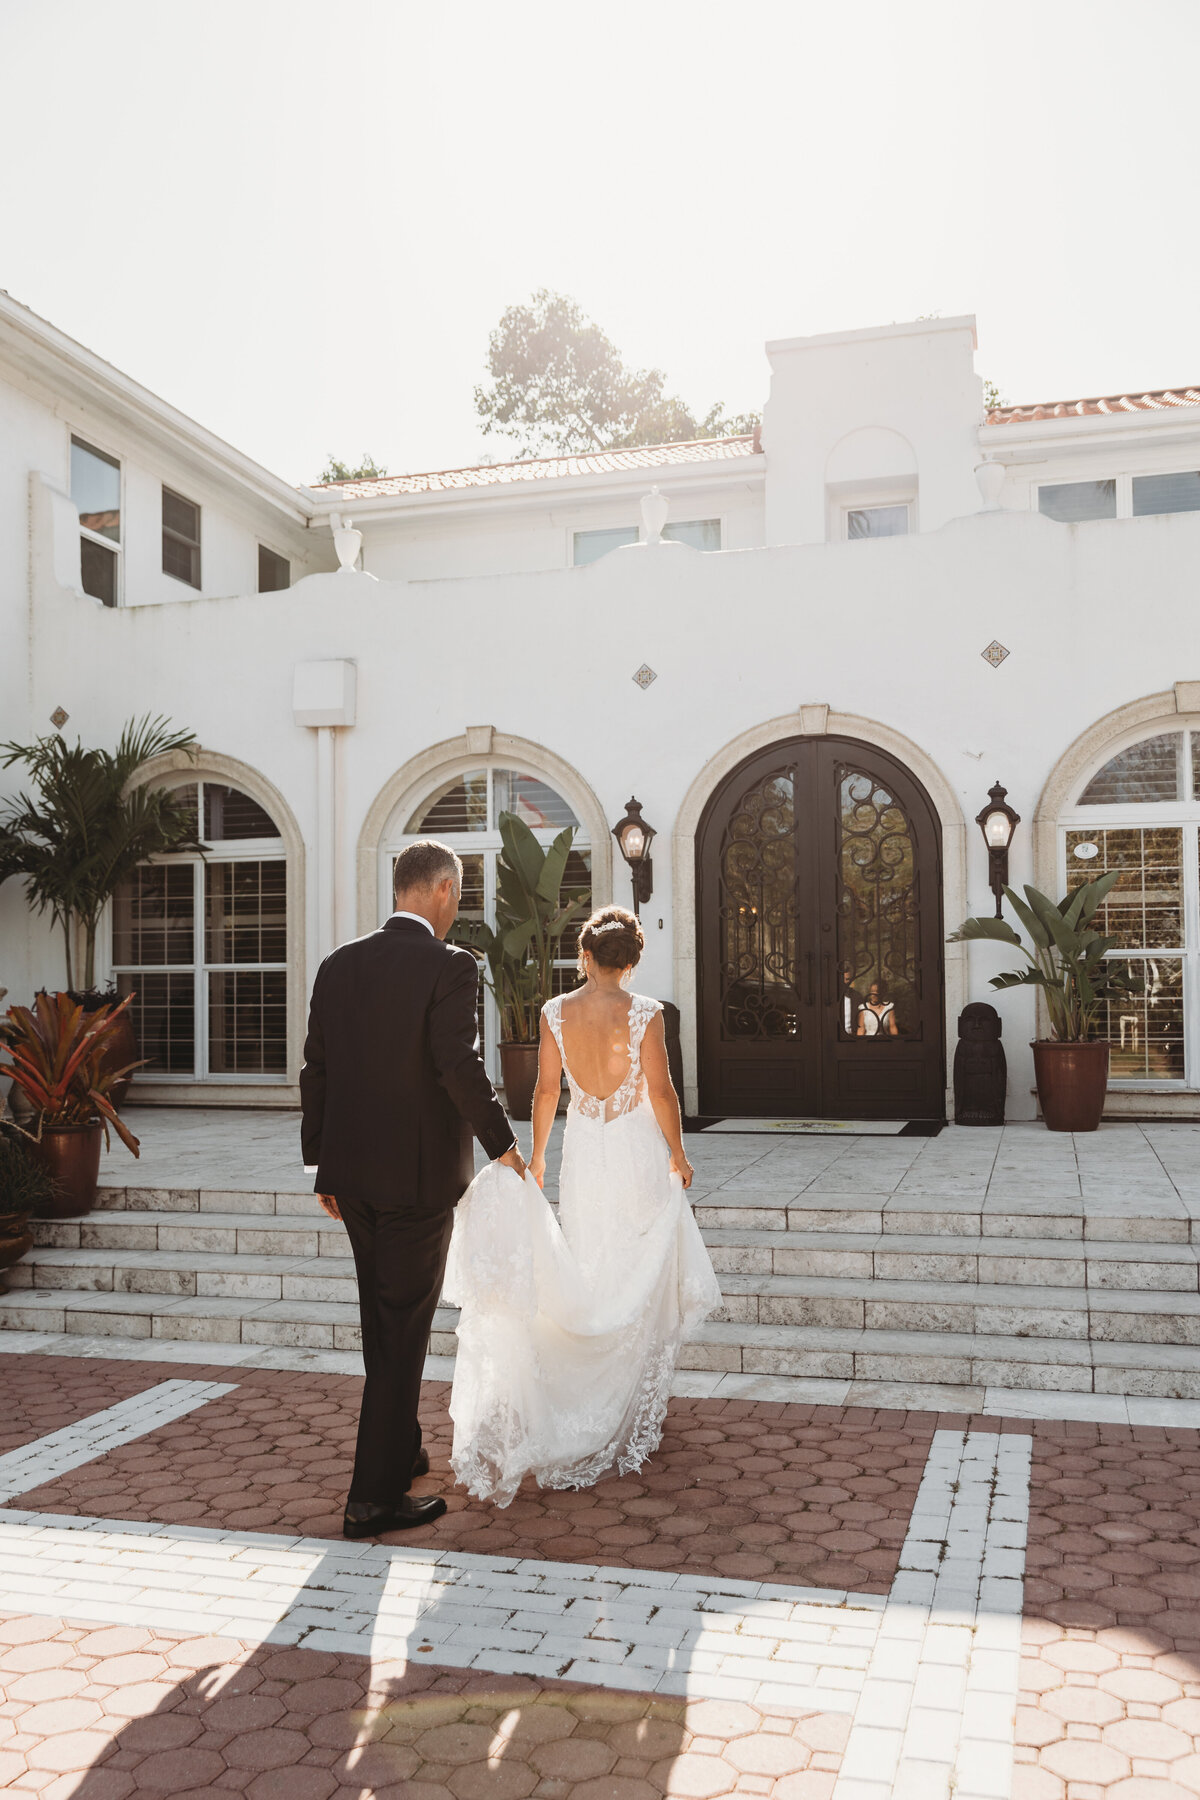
949, 871, 1132, 1042
0, 991, 142, 1156
451, 812, 588, 1043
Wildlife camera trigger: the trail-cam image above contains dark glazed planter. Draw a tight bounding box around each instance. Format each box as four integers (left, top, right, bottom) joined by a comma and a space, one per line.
28, 1122, 104, 1217
0, 1213, 32, 1273
499, 1043, 540, 1123
1032, 1039, 1110, 1133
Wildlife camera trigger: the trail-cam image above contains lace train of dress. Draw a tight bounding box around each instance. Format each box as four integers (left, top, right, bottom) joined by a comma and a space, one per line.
443, 993, 721, 1508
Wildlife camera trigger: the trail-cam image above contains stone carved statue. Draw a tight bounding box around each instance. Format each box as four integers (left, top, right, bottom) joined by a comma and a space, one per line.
953, 1002, 1007, 1126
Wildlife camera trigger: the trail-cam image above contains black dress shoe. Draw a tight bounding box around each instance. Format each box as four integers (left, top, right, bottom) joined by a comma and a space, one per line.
342, 1494, 447, 1539
412, 1447, 430, 1478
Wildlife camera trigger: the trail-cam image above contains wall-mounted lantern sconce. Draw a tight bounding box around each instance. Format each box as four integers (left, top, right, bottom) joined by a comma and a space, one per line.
612, 797, 656, 916
976, 781, 1021, 918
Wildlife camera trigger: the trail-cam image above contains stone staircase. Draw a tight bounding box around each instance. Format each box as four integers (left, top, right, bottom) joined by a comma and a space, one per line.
4, 1178, 1200, 1399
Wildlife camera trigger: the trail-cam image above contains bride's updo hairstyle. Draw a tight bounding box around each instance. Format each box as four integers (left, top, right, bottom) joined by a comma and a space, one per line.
578, 905, 644, 974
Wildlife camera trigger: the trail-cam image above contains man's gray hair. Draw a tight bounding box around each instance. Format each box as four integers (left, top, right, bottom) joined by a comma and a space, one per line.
393, 839, 462, 897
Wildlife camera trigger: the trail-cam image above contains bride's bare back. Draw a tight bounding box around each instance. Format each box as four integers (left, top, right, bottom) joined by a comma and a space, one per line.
556, 985, 634, 1102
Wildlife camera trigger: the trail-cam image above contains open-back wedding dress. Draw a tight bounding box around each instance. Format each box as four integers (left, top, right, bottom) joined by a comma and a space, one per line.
443, 992, 721, 1507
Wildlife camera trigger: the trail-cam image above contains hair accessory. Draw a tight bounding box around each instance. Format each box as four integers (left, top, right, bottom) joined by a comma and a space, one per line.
590, 919, 628, 934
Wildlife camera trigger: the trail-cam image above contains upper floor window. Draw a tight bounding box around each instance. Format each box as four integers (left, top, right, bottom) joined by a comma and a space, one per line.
258, 545, 290, 591
1038, 480, 1117, 523
162, 488, 201, 588
572, 518, 721, 564
846, 504, 908, 540
1132, 471, 1200, 517
71, 436, 121, 607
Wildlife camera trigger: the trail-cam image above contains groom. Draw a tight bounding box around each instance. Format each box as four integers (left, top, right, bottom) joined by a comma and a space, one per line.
301, 839, 525, 1538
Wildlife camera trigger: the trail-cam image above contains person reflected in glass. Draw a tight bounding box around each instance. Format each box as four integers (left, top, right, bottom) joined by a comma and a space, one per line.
841, 963, 865, 1037
857, 982, 899, 1037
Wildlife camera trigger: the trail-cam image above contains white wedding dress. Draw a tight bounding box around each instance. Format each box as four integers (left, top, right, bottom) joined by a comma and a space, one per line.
443, 992, 722, 1507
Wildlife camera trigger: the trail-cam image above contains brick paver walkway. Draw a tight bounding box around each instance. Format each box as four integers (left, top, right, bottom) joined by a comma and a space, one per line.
1, 1352, 1199, 1796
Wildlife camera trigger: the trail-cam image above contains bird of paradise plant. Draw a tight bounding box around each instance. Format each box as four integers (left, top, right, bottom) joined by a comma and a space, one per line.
0, 991, 142, 1156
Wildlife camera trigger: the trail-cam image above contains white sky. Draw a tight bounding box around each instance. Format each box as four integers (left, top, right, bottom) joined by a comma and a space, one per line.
3, 0, 1197, 486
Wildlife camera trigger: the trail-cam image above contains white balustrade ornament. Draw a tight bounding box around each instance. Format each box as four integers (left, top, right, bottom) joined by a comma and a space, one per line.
330, 512, 364, 573
640, 485, 669, 544
974, 459, 1007, 510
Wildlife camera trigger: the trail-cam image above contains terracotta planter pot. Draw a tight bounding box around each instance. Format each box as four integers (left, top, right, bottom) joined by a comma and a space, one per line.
0, 1212, 32, 1273
1032, 1039, 1110, 1133
28, 1121, 104, 1217
499, 1043, 540, 1123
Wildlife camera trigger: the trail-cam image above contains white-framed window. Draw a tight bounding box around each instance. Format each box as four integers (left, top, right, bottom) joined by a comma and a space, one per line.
845, 503, 909, 540
71, 435, 121, 607
381, 766, 591, 1080
572, 517, 721, 565
1058, 725, 1200, 1087
1038, 479, 1117, 523
162, 487, 202, 588
110, 780, 288, 1082
258, 545, 290, 591
1038, 471, 1200, 523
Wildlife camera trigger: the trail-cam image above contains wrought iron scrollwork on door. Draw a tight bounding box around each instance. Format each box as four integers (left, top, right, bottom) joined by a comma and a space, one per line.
718, 771, 799, 1039
836, 767, 920, 1041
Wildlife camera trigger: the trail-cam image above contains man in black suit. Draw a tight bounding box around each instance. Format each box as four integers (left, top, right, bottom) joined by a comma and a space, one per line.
301, 839, 524, 1538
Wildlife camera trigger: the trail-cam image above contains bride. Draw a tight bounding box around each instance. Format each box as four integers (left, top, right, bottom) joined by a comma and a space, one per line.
443, 906, 721, 1506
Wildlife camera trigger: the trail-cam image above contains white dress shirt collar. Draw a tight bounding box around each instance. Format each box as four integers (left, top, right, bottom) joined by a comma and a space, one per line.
392, 909, 435, 934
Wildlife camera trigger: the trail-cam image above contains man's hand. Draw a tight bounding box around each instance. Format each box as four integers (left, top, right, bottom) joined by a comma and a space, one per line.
317, 1193, 342, 1222
498, 1144, 527, 1180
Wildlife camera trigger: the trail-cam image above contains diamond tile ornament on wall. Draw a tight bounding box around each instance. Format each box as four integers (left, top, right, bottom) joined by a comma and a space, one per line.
49, 707, 69, 728
632, 664, 658, 689
981, 641, 1010, 668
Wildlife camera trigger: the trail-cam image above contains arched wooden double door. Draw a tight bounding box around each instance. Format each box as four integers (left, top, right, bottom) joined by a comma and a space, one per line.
697, 736, 945, 1119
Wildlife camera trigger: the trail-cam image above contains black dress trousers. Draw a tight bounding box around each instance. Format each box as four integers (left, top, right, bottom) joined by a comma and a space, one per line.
337, 1193, 456, 1502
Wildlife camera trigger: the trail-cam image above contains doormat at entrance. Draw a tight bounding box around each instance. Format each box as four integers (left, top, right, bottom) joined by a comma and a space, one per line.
701, 1117, 907, 1136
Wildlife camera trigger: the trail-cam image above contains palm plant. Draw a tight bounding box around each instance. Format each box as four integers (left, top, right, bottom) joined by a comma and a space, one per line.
0, 715, 204, 990
451, 812, 588, 1043
949, 871, 1132, 1042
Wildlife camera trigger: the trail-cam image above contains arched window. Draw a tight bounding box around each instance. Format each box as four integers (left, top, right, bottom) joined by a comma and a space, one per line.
1060, 725, 1200, 1086
111, 780, 288, 1082
382, 765, 591, 1078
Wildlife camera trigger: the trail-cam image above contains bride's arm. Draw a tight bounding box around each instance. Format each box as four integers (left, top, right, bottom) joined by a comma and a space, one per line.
642, 1014, 694, 1190
530, 1012, 562, 1188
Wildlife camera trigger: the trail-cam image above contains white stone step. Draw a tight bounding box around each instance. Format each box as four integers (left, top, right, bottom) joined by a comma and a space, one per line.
10, 1246, 1200, 1345
35, 1208, 1200, 1291
4, 1286, 1200, 1397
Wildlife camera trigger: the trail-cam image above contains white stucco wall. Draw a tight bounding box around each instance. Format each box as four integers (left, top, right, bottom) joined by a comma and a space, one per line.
11, 487, 1200, 1117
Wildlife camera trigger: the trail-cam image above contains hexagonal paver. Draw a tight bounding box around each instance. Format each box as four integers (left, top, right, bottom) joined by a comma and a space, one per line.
528, 1736, 615, 1780
414, 1722, 497, 1766
1042, 1640, 1119, 1675
223, 1726, 313, 1770
1039, 1739, 1129, 1784
680, 1701, 761, 1740
20, 1699, 104, 1737
89, 1655, 166, 1688
649, 1751, 738, 1797
1103, 1717, 1193, 1761
725, 1733, 810, 1776
1040, 1685, 1123, 1727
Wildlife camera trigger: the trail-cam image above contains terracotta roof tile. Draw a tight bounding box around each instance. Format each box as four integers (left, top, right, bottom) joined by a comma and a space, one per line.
988, 386, 1200, 425
314, 433, 759, 498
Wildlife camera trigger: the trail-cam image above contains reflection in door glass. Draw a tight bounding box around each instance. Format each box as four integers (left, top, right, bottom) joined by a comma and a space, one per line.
719, 772, 798, 1038
836, 770, 919, 1041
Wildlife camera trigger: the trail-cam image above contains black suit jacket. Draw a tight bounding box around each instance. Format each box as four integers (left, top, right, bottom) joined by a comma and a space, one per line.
300, 916, 515, 1211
